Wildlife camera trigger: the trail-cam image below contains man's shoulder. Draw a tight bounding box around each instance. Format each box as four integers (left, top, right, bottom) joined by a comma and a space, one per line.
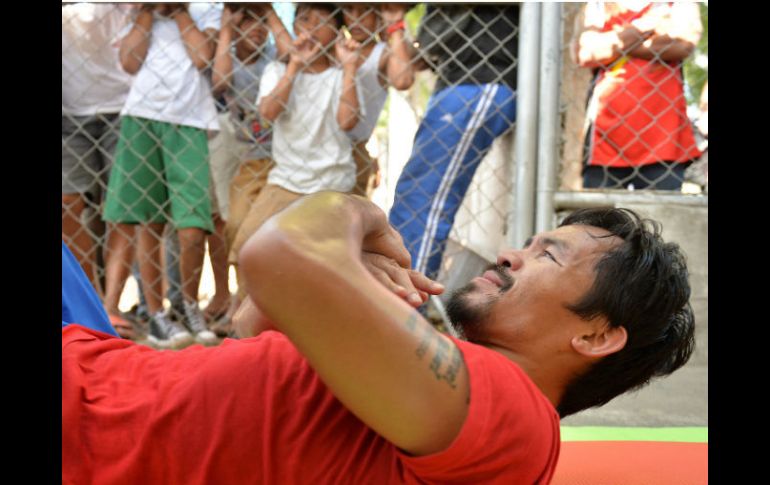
399, 336, 560, 483
450, 337, 557, 417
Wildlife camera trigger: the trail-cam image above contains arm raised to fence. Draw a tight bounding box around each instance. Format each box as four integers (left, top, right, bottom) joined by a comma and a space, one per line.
211, 6, 242, 96
172, 6, 217, 71
119, 6, 154, 75
380, 3, 415, 90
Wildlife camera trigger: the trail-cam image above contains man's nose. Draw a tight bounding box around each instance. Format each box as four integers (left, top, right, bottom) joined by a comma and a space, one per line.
497, 249, 524, 271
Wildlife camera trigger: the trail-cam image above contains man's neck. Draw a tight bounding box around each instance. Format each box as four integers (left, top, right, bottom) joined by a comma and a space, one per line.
479, 342, 568, 411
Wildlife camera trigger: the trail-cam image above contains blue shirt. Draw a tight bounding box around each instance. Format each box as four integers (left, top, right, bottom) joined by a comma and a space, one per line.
62, 242, 118, 337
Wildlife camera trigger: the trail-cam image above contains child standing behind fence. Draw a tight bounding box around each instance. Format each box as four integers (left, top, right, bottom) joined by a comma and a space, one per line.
103, 3, 220, 349
227, 3, 363, 294
339, 3, 415, 198
208, 3, 293, 335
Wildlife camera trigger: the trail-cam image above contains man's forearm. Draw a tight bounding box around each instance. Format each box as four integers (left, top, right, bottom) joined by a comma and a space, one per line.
238, 192, 468, 456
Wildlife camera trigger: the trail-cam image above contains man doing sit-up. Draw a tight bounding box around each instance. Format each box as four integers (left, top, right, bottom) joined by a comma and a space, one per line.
62, 192, 694, 484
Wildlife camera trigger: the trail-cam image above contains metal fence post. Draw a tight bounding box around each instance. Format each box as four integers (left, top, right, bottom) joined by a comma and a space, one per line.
535, 2, 562, 234
509, 2, 541, 249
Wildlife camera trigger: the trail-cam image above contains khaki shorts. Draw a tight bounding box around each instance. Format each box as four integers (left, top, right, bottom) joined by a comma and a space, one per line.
225, 158, 276, 255
351, 140, 379, 199
228, 183, 303, 265
209, 112, 255, 219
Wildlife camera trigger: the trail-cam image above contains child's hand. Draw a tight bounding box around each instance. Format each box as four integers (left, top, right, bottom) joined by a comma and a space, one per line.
289, 33, 322, 69
221, 5, 244, 30
336, 35, 361, 68
380, 3, 407, 24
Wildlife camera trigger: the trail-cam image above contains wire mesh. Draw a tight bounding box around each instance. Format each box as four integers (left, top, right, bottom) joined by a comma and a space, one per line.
62, 2, 707, 344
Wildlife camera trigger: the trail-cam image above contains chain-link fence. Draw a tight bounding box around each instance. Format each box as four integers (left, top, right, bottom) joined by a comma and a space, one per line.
62, 2, 708, 346
558, 1, 708, 195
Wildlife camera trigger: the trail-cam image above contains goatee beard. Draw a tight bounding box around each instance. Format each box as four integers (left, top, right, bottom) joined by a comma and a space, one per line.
445, 264, 513, 341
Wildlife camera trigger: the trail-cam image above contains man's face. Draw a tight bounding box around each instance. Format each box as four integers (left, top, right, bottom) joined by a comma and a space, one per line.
294, 7, 339, 49
447, 224, 622, 353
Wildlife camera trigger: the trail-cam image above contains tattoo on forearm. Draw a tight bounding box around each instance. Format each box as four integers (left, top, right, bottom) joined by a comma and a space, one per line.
428, 338, 461, 389
403, 311, 462, 390
429, 338, 449, 378
415, 328, 430, 360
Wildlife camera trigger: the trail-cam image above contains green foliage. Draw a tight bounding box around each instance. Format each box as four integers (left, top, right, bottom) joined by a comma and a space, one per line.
405, 3, 426, 36
683, 2, 708, 106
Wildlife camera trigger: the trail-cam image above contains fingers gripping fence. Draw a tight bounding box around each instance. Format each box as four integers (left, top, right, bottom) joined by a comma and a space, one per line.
62, 3, 707, 341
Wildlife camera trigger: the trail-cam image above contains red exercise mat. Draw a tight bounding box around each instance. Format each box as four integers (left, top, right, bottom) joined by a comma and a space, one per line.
551, 441, 707, 485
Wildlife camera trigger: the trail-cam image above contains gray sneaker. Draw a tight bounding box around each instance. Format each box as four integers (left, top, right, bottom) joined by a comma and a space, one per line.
183, 300, 219, 346
149, 311, 195, 350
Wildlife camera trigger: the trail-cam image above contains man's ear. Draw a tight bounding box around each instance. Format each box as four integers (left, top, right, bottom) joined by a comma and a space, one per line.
571, 324, 627, 358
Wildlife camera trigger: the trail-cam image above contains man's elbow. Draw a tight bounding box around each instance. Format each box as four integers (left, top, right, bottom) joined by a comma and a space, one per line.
238, 230, 274, 291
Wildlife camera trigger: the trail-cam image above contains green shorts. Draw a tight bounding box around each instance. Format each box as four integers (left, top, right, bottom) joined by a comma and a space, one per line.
103, 116, 214, 232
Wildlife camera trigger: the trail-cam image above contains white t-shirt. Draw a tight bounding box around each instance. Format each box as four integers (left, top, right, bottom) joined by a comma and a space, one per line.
62, 3, 134, 116
347, 42, 388, 143
121, 5, 221, 131
258, 61, 362, 194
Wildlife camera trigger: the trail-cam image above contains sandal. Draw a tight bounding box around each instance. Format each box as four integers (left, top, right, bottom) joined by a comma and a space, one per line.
109, 313, 136, 340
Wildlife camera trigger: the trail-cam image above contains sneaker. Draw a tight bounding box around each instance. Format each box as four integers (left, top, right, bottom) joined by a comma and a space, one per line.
183, 300, 219, 346
166, 301, 186, 323
149, 310, 195, 350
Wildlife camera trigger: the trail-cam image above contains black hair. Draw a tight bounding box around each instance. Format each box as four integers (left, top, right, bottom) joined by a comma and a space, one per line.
294, 3, 344, 28
555, 207, 696, 418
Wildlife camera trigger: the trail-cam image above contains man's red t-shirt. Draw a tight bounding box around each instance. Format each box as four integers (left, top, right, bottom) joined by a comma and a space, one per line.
63, 324, 560, 484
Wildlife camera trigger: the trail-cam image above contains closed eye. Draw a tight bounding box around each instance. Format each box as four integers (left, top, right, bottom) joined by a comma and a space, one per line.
542, 250, 562, 266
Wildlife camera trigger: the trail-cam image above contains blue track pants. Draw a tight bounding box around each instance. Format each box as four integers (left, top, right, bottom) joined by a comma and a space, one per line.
389, 84, 516, 280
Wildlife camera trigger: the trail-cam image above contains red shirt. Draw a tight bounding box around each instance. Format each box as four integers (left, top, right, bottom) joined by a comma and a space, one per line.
63, 324, 560, 484
587, 3, 701, 167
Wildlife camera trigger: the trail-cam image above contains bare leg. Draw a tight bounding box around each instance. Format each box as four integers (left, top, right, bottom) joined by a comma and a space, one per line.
178, 226, 206, 303
62, 194, 99, 294
137, 223, 165, 314
103, 222, 136, 315
205, 214, 231, 317
234, 265, 249, 302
